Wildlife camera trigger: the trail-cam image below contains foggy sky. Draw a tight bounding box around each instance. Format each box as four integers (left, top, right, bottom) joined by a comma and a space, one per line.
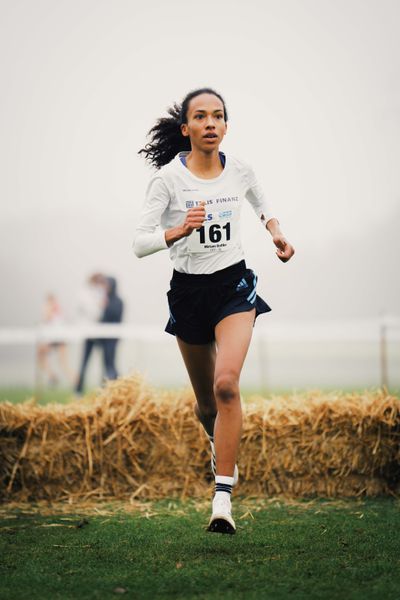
1, 0, 399, 328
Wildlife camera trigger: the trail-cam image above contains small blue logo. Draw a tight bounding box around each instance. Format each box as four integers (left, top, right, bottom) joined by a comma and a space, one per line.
236, 278, 248, 291
218, 210, 232, 219
186, 201, 194, 208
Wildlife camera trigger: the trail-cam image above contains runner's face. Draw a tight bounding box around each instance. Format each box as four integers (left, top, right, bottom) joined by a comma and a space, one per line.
181, 93, 227, 152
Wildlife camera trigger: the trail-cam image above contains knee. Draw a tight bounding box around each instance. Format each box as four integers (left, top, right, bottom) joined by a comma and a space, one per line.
214, 372, 239, 405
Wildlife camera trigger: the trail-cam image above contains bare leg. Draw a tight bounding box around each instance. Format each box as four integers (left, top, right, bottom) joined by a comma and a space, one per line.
176, 338, 217, 436
213, 309, 255, 477
37, 344, 57, 382
57, 344, 76, 385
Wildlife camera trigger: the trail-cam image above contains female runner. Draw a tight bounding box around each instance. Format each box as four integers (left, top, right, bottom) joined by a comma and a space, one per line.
134, 88, 295, 534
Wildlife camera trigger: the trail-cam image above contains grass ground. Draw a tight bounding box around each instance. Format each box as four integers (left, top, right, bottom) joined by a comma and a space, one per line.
1, 386, 399, 406
0, 387, 75, 405
0, 497, 399, 600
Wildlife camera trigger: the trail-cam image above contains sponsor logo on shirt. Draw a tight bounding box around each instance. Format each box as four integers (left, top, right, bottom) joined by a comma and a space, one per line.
185, 200, 214, 209
215, 196, 239, 204
218, 210, 232, 219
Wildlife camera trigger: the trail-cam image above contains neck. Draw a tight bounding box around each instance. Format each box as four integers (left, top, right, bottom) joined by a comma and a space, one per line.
185, 148, 223, 179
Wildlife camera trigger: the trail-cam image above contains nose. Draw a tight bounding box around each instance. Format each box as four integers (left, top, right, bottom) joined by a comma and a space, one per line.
205, 115, 215, 128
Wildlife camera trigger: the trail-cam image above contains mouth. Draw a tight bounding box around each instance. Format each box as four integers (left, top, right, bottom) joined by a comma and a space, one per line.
203, 133, 218, 139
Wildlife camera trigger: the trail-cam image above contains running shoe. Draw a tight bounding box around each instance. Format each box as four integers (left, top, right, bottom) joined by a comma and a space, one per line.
207, 494, 236, 534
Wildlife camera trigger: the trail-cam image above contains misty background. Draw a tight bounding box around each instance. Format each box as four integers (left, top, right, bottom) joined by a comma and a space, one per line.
0, 0, 399, 389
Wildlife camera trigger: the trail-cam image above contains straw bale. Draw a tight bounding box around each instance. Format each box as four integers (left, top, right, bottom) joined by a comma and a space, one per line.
1, 376, 399, 501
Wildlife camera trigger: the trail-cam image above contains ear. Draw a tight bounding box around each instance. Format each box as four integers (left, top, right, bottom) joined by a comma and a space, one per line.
181, 123, 189, 137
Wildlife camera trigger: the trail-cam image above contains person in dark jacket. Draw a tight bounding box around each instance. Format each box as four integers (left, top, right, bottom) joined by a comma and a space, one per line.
100, 276, 124, 381
75, 273, 106, 395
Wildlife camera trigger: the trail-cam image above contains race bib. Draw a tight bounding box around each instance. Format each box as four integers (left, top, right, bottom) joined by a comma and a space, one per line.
187, 209, 239, 254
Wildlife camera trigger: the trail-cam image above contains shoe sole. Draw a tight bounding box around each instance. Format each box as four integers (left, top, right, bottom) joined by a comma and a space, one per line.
207, 516, 236, 535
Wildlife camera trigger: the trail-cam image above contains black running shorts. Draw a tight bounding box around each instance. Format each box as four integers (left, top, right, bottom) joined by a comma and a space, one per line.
165, 260, 271, 345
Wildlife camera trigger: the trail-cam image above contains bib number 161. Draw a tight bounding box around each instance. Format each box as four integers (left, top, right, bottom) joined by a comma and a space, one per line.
196, 222, 231, 244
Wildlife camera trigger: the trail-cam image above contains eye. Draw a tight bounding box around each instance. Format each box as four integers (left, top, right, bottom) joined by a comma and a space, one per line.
216, 114, 224, 119
194, 114, 204, 119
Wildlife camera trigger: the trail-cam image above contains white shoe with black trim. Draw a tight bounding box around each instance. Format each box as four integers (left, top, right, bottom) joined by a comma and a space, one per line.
210, 439, 239, 486
207, 494, 236, 535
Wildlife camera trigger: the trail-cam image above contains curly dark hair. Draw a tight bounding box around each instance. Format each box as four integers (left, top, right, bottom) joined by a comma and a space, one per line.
138, 88, 228, 169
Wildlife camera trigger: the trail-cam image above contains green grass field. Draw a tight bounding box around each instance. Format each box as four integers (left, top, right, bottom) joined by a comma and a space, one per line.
0, 387, 75, 405
1, 497, 399, 600
1, 386, 399, 406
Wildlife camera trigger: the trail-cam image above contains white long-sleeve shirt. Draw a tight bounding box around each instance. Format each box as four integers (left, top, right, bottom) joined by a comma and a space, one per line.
133, 151, 275, 274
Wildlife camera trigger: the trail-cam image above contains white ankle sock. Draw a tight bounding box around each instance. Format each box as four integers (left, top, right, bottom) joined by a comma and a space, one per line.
215, 475, 234, 496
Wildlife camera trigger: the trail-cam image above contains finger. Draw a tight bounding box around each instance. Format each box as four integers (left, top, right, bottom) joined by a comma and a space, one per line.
188, 223, 206, 230
187, 206, 206, 214
274, 238, 287, 250
276, 246, 293, 262
276, 251, 289, 262
188, 207, 206, 215
187, 218, 206, 227
187, 212, 206, 220
188, 211, 206, 218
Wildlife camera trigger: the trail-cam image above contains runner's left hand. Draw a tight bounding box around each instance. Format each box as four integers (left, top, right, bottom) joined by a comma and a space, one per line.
273, 236, 295, 262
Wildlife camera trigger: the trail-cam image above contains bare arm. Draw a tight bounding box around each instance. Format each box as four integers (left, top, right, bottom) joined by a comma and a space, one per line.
244, 164, 295, 263
263, 216, 295, 263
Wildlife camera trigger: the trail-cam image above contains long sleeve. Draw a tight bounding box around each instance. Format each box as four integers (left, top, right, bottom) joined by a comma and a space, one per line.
244, 165, 275, 224
133, 176, 170, 258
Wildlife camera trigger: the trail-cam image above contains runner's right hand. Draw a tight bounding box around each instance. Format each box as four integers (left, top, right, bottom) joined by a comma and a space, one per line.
181, 201, 206, 236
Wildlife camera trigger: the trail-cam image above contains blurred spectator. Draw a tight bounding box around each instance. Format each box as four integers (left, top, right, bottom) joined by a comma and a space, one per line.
74, 273, 107, 395
99, 277, 124, 380
75, 273, 124, 395
76, 273, 106, 324
37, 293, 74, 386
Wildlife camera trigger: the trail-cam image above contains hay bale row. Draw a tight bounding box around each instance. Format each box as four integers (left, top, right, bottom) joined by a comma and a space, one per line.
1, 376, 399, 501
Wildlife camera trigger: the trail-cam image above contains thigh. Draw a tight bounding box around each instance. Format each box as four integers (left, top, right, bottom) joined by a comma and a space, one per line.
214, 309, 256, 379
176, 337, 216, 400
167, 285, 214, 345
37, 343, 50, 358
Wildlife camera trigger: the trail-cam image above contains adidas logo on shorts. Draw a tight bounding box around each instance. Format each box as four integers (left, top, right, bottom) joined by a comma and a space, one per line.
236, 278, 248, 291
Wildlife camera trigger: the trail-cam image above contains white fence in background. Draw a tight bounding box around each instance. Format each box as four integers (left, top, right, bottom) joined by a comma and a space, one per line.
0, 316, 399, 390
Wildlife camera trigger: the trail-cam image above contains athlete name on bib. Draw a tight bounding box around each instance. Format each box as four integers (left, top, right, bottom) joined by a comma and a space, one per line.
187, 209, 239, 254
